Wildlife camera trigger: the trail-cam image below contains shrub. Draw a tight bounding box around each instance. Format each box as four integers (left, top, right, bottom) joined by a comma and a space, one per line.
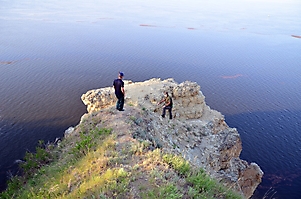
143, 184, 183, 199
187, 169, 243, 199
162, 154, 191, 176
20, 140, 53, 178
72, 128, 112, 157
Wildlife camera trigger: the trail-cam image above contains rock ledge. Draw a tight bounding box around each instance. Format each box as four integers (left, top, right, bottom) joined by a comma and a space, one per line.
81, 78, 263, 198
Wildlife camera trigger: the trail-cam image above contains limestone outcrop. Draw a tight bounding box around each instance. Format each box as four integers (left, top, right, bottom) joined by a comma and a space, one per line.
81, 78, 263, 198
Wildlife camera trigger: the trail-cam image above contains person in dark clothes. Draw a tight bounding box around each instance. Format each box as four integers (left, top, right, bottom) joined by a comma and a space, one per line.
113, 72, 125, 111
158, 91, 173, 119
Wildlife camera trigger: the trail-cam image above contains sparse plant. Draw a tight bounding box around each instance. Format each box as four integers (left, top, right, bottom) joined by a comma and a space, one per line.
72, 131, 94, 156
162, 154, 191, 177
146, 148, 162, 160
129, 116, 136, 121
130, 140, 150, 155
107, 155, 124, 166
263, 187, 277, 199
99, 168, 130, 198
186, 169, 243, 199
151, 136, 162, 148
20, 140, 53, 178
0, 177, 22, 199
187, 169, 215, 193
172, 143, 178, 149
92, 117, 99, 126
72, 128, 112, 157
132, 164, 140, 171
142, 184, 182, 199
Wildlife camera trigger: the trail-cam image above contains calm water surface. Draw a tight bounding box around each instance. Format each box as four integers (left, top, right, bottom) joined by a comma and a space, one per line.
1, 0, 301, 198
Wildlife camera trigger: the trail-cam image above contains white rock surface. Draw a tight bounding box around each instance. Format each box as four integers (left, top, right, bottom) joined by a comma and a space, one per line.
81, 78, 263, 198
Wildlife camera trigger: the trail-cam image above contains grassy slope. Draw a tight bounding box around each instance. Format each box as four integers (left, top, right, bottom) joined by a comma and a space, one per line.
0, 107, 244, 199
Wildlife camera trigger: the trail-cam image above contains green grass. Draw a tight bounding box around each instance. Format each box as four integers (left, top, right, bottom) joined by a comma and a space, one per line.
142, 184, 183, 199
0, 125, 244, 199
162, 153, 191, 176
186, 169, 243, 199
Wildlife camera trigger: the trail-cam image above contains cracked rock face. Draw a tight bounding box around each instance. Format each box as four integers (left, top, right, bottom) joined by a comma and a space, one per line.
81, 78, 263, 198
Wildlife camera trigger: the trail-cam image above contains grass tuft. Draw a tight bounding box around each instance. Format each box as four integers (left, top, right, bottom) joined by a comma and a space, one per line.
162, 154, 191, 176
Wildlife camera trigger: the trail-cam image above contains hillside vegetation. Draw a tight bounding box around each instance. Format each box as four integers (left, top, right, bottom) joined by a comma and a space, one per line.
0, 106, 243, 199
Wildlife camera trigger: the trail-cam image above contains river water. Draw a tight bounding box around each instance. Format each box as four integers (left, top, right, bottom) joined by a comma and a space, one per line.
1, 0, 301, 198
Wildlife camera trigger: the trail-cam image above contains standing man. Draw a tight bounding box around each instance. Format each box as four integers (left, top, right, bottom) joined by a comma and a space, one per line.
158, 91, 173, 119
113, 72, 125, 111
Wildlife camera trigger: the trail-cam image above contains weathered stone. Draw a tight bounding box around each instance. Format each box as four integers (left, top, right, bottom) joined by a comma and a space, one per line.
64, 127, 75, 138
80, 78, 263, 198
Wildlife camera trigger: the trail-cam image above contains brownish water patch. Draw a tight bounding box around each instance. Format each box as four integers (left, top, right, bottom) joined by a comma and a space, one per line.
221, 74, 243, 79
259, 170, 301, 189
187, 27, 196, 30
291, 35, 301, 39
139, 24, 157, 27
98, 17, 113, 20
0, 61, 13, 65
0, 59, 29, 65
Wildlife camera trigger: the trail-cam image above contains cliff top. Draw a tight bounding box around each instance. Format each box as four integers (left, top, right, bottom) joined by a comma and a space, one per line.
0, 78, 262, 199
80, 78, 263, 198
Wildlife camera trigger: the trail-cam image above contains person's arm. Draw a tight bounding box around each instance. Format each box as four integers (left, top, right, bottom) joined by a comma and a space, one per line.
121, 87, 125, 95
157, 98, 164, 105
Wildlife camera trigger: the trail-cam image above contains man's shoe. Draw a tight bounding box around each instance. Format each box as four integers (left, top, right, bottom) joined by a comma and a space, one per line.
119, 109, 125, 111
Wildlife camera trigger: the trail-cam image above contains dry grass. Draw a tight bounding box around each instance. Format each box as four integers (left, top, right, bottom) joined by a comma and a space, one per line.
0, 106, 243, 199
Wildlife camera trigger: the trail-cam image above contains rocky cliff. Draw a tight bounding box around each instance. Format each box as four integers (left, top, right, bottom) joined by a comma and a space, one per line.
81, 78, 263, 198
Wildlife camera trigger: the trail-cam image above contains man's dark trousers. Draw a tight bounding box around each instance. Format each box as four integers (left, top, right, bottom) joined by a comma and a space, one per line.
162, 106, 172, 119
116, 94, 124, 111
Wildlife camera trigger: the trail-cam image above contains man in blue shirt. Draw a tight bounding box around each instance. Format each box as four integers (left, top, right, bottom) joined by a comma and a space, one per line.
113, 72, 125, 111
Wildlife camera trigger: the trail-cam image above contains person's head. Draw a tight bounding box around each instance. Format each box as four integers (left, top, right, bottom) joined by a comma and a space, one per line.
118, 72, 124, 79
165, 91, 169, 96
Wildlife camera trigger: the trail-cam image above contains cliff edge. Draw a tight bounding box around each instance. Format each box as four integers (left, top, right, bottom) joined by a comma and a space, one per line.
81, 78, 263, 198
